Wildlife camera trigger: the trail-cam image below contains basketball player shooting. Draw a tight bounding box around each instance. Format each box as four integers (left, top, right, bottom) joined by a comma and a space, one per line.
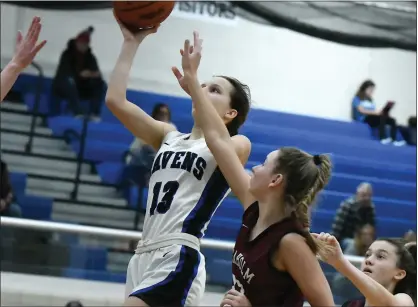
177, 31, 335, 306
106, 16, 251, 307
1, 16, 46, 102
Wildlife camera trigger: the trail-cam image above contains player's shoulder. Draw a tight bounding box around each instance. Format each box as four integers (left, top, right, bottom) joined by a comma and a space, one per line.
231, 134, 252, 153
281, 232, 306, 246
393, 293, 414, 306
231, 134, 251, 144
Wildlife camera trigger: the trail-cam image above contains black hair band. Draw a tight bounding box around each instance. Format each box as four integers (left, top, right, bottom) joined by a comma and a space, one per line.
313, 155, 321, 166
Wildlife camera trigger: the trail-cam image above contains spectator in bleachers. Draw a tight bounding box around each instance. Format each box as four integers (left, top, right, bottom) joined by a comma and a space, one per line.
344, 224, 375, 256
50, 26, 105, 121
331, 182, 375, 247
408, 116, 416, 145
0, 160, 22, 218
402, 116, 417, 146
120, 103, 176, 190
352, 80, 405, 146
331, 224, 375, 302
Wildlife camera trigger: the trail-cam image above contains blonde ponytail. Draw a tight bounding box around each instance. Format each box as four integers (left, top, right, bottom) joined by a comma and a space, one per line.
274, 148, 333, 254
295, 154, 333, 254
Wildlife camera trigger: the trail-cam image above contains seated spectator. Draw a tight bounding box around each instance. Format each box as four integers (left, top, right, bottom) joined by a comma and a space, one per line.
0, 160, 22, 218
332, 224, 375, 302
352, 80, 405, 146
393, 115, 416, 146
50, 26, 105, 121
120, 103, 176, 191
331, 182, 376, 247
405, 116, 416, 145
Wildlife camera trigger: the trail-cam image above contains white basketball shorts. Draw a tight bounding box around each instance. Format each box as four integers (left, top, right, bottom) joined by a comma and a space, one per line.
125, 243, 206, 306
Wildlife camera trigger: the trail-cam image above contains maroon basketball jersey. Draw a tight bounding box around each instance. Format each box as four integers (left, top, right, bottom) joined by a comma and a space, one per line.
232, 202, 306, 306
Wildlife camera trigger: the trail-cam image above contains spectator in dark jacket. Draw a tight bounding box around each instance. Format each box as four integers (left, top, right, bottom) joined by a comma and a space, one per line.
50, 26, 105, 120
0, 160, 22, 218
331, 182, 376, 245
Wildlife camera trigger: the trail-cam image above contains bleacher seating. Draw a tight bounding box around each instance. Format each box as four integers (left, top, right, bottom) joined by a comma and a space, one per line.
7, 73, 417, 289
9, 172, 53, 220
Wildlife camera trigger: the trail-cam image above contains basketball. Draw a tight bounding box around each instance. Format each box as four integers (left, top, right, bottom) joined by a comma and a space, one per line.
113, 1, 175, 30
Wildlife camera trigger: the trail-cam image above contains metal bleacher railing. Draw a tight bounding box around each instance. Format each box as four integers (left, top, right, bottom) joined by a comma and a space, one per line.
1, 216, 364, 264
26, 61, 91, 201
25, 61, 44, 154
70, 102, 90, 200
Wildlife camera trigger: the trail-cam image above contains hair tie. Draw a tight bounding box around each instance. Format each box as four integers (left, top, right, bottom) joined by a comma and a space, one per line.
313, 155, 321, 166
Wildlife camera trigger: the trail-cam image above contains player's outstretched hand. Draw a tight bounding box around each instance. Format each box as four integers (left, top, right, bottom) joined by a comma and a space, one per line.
171, 66, 190, 95
311, 232, 345, 267
181, 31, 202, 78
12, 16, 46, 70
220, 289, 252, 307
173, 31, 202, 95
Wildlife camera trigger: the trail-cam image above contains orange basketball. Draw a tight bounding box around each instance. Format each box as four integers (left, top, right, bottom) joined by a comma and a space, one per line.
113, 1, 175, 29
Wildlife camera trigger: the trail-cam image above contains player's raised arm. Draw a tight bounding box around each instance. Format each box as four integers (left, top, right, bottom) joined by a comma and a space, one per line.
1, 16, 46, 102
176, 32, 255, 209
313, 233, 415, 307
106, 15, 176, 151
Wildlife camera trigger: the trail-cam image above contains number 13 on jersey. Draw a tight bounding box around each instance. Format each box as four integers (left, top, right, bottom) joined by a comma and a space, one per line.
150, 181, 180, 215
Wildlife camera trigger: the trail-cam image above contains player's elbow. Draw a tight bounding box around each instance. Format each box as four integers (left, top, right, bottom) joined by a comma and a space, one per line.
105, 94, 123, 108
105, 85, 126, 106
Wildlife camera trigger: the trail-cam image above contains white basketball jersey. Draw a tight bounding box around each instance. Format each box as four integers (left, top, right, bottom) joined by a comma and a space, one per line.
142, 131, 231, 241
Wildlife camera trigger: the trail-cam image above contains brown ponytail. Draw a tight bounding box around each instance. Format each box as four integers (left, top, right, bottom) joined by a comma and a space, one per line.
296, 154, 333, 253
275, 148, 333, 254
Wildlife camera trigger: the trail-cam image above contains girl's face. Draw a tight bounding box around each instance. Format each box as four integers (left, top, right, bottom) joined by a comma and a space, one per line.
361, 240, 406, 289
365, 85, 375, 98
191, 77, 237, 125
249, 150, 283, 198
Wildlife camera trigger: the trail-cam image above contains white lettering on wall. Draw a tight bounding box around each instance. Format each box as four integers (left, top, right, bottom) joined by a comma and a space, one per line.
172, 1, 238, 26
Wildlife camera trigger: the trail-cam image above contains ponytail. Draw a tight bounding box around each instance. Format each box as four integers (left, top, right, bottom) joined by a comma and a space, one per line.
275, 148, 333, 254
295, 154, 333, 254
